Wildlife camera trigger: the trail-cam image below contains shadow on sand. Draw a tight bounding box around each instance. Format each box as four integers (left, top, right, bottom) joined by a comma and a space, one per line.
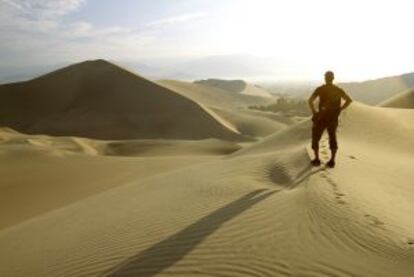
104, 189, 275, 276
267, 162, 324, 189
289, 164, 325, 189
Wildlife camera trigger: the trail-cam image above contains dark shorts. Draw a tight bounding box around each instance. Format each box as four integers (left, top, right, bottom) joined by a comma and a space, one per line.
311, 111, 339, 150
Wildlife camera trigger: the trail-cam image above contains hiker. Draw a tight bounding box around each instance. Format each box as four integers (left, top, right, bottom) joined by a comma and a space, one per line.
308, 71, 353, 168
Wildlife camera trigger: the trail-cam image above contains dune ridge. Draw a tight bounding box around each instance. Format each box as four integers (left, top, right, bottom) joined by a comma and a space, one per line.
380, 89, 414, 108
342, 71, 414, 104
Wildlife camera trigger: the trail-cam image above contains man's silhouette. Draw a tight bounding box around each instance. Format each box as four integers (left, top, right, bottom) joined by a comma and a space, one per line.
308, 71, 352, 168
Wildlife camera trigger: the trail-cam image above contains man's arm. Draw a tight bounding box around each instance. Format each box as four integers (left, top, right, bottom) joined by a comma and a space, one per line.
308, 90, 319, 115
340, 90, 353, 111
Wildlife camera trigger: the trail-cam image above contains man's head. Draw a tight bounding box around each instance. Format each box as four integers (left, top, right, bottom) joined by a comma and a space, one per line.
324, 71, 335, 85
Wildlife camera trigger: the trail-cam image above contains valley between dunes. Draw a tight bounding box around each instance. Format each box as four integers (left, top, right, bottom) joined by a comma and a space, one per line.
0, 61, 413, 277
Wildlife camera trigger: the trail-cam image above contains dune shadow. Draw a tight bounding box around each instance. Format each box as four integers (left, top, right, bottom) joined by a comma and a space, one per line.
104, 189, 275, 277
289, 164, 324, 189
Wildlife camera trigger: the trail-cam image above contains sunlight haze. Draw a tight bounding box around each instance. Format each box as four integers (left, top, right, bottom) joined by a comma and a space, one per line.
1, 0, 413, 81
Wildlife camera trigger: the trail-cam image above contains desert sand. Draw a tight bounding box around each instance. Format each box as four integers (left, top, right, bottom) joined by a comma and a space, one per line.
380, 89, 414, 108
159, 79, 291, 137
0, 61, 414, 277
342, 72, 414, 105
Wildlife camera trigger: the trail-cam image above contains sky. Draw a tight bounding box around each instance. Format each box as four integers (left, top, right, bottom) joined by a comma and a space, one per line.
1, 0, 414, 81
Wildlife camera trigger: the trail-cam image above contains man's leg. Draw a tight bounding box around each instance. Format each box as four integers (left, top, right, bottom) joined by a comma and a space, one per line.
327, 120, 338, 167
311, 122, 324, 165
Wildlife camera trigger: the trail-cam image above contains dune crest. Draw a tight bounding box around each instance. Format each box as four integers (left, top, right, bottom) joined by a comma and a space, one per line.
0, 60, 243, 141
380, 89, 414, 108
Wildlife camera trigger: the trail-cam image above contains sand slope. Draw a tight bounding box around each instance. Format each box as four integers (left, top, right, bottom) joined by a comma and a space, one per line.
380, 89, 414, 108
158, 80, 289, 137
342, 72, 414, 104
0, 60, 242, 141
211, 107, 292, 137
193, 79, 274, 98
1, 102, 413, 276
158, 80, 274, 109
0, 128, 241, 230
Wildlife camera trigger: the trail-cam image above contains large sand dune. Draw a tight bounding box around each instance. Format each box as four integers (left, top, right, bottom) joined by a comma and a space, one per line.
0, 60, 242, 141
1, 102, 413, 276
380, 89, 414, 108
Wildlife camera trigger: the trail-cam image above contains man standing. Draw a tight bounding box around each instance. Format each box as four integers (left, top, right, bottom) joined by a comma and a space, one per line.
308, 71, 352, 168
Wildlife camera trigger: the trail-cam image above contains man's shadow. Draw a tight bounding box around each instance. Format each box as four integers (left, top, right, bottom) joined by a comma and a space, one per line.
104, 189, 275, 277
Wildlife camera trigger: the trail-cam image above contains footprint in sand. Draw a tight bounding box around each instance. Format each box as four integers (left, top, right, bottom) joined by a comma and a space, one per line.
364, 214, 385, 227
326, 177, 337, 189
323, 175, 347, 205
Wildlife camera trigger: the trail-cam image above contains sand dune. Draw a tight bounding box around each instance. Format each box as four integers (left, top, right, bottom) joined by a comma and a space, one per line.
241, 83, 274, 98
380, 89, 414, 108
194, 79, 247, 93
0, 128, 240, 230
158, 80, 290, 137
194, 79, 274, 98
211, 107, 291, 137
1, 102, 413, 276
158, 79, 274, 109
342, 72, 414, 105
0, 60, 243, 141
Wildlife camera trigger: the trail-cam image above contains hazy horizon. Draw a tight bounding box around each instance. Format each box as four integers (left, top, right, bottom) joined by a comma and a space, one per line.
1, 0, 414, 82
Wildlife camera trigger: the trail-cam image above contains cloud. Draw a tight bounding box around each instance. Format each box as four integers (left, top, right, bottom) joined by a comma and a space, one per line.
0, 0, 161, 67
147, 12, 208, 27
0, 0, 86, 33
0, 1, 209, 70
0, 0, 86, 18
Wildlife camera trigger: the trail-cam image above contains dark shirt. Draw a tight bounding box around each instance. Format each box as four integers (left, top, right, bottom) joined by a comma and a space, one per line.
312, 84, 347, 115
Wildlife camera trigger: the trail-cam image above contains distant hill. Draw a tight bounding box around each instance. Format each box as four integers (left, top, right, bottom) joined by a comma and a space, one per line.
0, 60, 243, 141
194, 79, 247, 93
121, 61, 197, 81
259, 72, 414, 105
380, 89, 414, 108
194, 79, 274, 98
129, 55, 284, 81
341, 72, 414, 105
171, 55, 280, 80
